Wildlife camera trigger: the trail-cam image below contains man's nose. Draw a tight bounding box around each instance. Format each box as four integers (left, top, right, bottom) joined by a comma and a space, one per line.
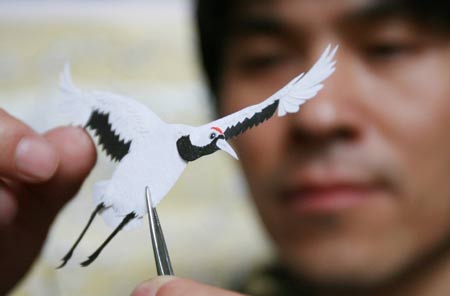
289, 48, 364, 146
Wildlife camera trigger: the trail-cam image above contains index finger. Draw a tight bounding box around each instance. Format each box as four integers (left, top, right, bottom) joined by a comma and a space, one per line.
0, 109, 59, 182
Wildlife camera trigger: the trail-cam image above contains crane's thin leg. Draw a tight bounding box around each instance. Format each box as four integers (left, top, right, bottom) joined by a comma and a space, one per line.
57, 203, 105, 269
80, 212, 136, 267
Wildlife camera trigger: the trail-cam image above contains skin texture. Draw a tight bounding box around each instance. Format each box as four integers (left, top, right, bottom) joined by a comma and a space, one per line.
132, 277, 244, 296
217, 0, 450, 294
0, 109, 96, 295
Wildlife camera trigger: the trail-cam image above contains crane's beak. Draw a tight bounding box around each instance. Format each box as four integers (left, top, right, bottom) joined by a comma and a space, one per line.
217, 138, 238, 160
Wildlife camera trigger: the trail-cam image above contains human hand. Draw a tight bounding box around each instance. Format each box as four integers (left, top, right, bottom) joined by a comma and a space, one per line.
0, 109, 96, 295
132, 277, 246, 296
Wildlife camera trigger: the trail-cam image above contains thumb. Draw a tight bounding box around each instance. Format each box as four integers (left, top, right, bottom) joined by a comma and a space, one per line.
131, 277, 246, 296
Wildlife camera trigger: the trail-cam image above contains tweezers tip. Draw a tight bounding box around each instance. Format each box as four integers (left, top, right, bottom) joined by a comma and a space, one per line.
145, 186, 154, 209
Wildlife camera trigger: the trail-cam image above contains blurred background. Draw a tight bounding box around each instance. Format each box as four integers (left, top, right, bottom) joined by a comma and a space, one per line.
0, 1, 270, 295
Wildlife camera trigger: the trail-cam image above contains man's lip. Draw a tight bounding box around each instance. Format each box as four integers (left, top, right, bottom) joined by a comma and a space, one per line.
280, 182, 383, 214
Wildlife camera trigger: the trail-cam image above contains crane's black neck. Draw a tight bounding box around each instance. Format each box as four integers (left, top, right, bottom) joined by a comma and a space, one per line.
176, 135, 221, 162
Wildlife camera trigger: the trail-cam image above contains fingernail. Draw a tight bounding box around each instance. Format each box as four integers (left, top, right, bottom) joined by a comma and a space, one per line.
132, 277, 175, 296
15, 136, 59, 181
0, 186, 17, 226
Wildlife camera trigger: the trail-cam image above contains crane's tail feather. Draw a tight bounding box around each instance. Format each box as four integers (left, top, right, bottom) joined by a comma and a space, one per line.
93, 180, 142, 230
93, 180, 109, 205
57, 203, 105, 269
80, 212, 136, 267
58, 63, 93, 126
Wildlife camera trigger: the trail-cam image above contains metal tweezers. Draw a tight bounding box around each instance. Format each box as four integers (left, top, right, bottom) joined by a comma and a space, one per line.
145, 187, 174, 276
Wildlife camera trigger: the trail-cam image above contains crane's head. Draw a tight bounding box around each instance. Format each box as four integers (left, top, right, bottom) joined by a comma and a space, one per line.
176, 126, 238, 162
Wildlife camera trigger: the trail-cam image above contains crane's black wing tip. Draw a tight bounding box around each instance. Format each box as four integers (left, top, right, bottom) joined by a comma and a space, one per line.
224, 100, 279, 140
86, 110, 132, 162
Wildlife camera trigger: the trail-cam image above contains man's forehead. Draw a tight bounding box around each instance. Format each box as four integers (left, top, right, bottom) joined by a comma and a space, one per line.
237, 0, 377, 16
233, 0, 394, 28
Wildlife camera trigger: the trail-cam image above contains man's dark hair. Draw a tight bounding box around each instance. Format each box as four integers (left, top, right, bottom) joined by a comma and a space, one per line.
195, 1, 235, 100
195, 0, 449, 102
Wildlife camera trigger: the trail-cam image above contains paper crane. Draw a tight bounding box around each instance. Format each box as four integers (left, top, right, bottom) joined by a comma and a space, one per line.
57, 45, 338, 268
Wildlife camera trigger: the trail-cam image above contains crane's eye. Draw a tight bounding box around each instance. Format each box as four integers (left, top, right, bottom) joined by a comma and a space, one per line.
210, 132, 217, 139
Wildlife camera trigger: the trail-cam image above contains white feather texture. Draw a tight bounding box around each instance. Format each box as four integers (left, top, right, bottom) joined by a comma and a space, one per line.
59, 64, 165, 143
275, 44, 338, 116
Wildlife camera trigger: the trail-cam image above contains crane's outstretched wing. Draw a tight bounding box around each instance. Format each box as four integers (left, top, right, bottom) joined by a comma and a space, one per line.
210, 45, 338, 140
59, 65, 164, 161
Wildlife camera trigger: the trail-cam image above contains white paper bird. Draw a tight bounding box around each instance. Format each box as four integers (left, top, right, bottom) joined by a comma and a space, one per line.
58, 45, 338, 267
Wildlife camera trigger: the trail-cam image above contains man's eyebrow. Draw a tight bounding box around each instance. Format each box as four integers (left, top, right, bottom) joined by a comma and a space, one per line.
339, 1, 407, 27
230, 14, 292, 38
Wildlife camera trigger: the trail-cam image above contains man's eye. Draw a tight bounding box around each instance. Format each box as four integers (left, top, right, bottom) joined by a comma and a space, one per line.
238, 53, 290, 73
364, 42, 416, 60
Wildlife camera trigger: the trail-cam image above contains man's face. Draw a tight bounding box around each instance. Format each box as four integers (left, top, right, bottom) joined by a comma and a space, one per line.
218, 0, 450, 288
